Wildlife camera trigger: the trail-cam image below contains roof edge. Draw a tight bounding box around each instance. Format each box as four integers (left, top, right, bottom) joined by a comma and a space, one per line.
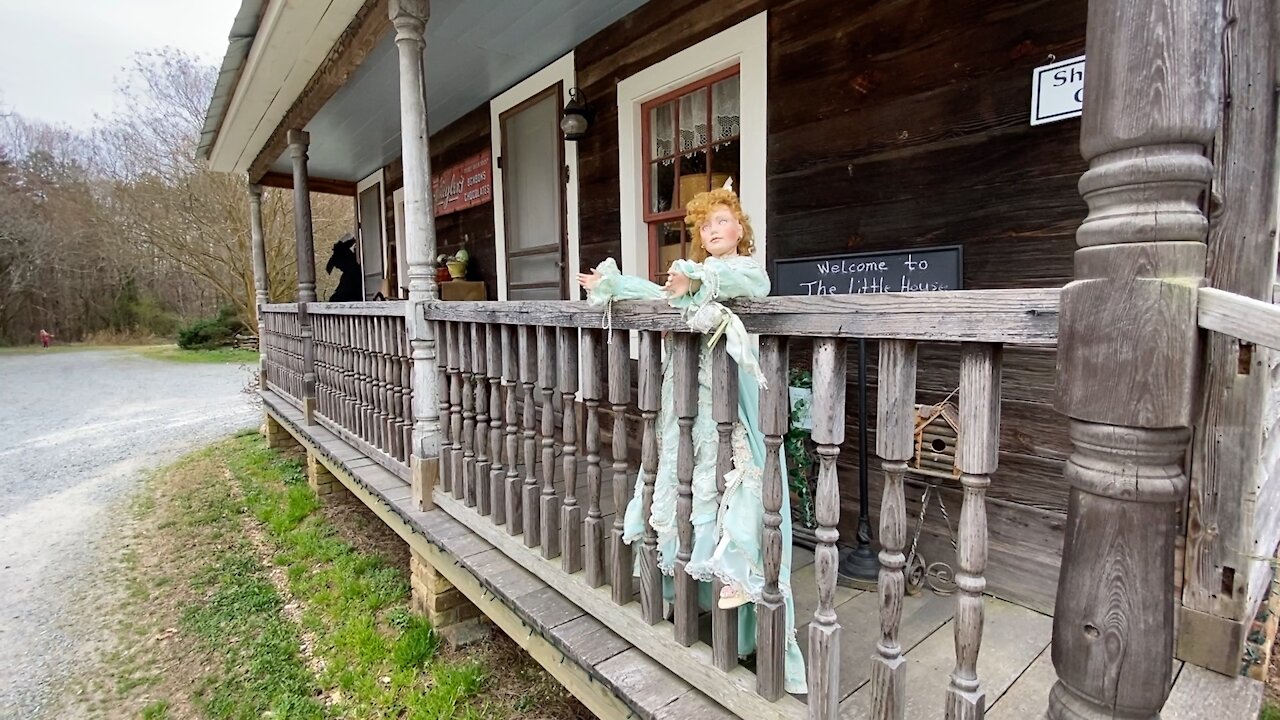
196, 0, 268, 163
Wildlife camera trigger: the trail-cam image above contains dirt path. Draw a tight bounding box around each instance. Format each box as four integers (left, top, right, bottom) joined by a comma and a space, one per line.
0, 349, 257, 720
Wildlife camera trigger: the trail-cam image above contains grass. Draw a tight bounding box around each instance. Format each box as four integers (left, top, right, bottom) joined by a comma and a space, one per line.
49, 430, 587, 719
133, 345, 259, 364
1263, 703, 1280, 720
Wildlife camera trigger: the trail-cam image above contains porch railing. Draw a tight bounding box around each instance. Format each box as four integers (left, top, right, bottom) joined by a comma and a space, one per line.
422, 290, 1059, 719
262, 303, 303, 408
310, 301, 412, 479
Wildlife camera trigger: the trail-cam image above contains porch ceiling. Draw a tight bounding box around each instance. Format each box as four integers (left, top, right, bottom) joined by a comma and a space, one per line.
269, 0, 647, 182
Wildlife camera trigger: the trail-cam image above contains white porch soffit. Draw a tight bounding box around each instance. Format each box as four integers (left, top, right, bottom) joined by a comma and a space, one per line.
200, 0, 368, 174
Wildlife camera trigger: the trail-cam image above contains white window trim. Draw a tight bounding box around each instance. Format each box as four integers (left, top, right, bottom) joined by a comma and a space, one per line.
392, 186, 407, 298
617, 12, 768, 283
356, 168, 388, 297
490, 51, 581, 301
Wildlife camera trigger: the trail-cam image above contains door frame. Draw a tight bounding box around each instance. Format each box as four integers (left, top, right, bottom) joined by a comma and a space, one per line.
356, 168, 388, 298
499, 82, 568, 299
490, 51, 581, 301
392, 186, 406, 298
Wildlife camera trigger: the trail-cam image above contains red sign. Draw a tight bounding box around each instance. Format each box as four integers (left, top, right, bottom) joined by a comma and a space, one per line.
432, 149, 492, 217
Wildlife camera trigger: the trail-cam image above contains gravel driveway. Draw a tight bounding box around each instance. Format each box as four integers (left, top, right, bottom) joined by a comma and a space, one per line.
0, 349, 258, 719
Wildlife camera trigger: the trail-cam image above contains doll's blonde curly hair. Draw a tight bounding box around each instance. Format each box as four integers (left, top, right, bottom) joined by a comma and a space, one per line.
684, 187, 755, 262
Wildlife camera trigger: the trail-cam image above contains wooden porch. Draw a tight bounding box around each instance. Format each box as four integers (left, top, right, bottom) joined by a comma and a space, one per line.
257, 296, 1267, 719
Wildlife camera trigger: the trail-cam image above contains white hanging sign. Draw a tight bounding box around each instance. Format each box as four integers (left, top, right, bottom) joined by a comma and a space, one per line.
1030, 56, 1085, 126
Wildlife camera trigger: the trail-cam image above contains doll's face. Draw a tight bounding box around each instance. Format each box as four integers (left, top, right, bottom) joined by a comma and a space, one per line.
698, 205, 742, 258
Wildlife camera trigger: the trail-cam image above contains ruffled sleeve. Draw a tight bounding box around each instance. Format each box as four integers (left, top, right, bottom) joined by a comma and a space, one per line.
666, 256, 770, 387
584, 258, 666, 305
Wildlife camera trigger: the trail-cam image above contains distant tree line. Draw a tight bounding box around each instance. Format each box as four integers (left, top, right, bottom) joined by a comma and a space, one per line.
0, 49, 349, 346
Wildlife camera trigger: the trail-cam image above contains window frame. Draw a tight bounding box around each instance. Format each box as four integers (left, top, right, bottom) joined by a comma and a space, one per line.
640, 65, 741, 281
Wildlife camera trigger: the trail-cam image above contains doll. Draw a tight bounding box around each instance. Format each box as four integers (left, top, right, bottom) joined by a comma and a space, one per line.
577, 180, 806, 694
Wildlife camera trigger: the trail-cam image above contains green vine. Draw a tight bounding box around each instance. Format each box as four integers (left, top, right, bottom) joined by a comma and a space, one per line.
786, 368, 818, 529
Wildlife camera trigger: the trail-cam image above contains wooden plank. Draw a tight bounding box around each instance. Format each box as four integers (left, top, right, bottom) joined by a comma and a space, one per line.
809, 337, 847, 717
508, 585, 584, 634
423, 289, 1061, 345
582, 328, 607, 589
552, 614, 632, 667
843, 599, 1051, 719
486, 323, 506, 527
432, 490, 806, 719
596, 649, 694, 718
1198, 287, 1280, 351
711, 342, 740, 672
946, 343, 1002, 719
560, 327, 583, 575
538, 325, 560, 560
652, 690, 738, 719
608, 331, 634, 605
307, 300, 407, 316
1162, 662, 1264, 719
871, 339, 916, 720
757, 336, 789, 700
637, 331, 664, 626
673, 333, 701, 647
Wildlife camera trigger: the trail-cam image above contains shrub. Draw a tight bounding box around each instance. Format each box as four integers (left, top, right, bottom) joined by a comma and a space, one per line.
177, 306, 247, 350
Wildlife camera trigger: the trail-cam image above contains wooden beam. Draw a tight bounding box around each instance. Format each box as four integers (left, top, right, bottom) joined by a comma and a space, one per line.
1198, 287, 1280, 351
247, 0, 391, 184
258, 170, 358, 196
423, 288, 1061, 346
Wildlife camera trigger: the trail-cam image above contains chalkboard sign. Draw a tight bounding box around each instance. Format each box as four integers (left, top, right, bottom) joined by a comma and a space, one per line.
772, 246, 963, 296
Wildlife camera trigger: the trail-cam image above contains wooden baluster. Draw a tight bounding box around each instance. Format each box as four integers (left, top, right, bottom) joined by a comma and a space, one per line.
757, 335, 788, 700
437, 320, 452, 494
460, 322, 476, 506
399, 322, 413, 464
503, 324, 522, 534
448, 322, 464, 499
520, 325, 539, 546
637, 331, 663, 625
809, 338, 847, 718
583, 328, 606, 587
487, 323, 506, 526
673, 332, 700, 645
560, 327, 582, 574
711, 340, 739, 670
473, 323, 491, 515
538, 325, 560, 559
375, 317, 388, 451
609, 330, 632, 604
361, 319, 373, 442
946, 344, 1001, 719
383, 317, 396, 455
870, 340, 917, 720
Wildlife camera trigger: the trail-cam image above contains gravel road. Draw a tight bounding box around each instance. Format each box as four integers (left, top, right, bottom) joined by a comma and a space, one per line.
0, 349, 258, 719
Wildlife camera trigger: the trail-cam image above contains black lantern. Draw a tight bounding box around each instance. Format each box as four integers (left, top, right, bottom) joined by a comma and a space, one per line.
560, 88, 593, 141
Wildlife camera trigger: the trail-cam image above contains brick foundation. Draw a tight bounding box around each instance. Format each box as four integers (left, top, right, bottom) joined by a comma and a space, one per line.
1244, 567, 1280, 679
264, 414, 300, 451
306, 452, 342, 497
410, 549, 489, 646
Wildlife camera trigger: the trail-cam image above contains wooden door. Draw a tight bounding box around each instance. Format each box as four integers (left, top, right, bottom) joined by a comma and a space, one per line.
499, 83, 567, 300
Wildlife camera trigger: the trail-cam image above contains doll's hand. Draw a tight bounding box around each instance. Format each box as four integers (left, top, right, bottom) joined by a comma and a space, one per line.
577, 270, 604, 291
664, 271, 692, 297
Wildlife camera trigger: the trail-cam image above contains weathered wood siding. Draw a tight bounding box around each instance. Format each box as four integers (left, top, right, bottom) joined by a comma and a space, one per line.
391, 105, 498, 299
572, 0, 1088, 611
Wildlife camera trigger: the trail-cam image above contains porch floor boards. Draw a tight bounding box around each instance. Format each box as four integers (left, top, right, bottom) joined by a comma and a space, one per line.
261, 390, 1262, 720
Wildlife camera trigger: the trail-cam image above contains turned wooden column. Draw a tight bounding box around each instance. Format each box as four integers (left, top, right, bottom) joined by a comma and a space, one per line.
1048, 1, 1221, 718
248, 182, 269, 385
287, 129, 318, 424
389, 0, 441, 512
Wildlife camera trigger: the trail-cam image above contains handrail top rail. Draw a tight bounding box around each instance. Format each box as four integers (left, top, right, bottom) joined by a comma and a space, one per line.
310, 300, 407, 317
262, 302, 299, 312
423, 288, 1061, 346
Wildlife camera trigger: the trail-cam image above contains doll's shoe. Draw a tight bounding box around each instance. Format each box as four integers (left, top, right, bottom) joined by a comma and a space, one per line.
717, 585, 750, 610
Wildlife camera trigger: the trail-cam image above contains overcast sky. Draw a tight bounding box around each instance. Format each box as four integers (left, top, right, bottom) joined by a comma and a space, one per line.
0, 0, 242, 129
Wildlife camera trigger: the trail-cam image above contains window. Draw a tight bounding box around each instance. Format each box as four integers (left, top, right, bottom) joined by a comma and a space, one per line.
641, 67, 740, 282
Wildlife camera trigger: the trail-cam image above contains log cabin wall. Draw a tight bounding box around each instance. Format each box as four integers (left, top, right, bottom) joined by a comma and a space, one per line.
571, 0, 1089, 613
415, 105, 499, 300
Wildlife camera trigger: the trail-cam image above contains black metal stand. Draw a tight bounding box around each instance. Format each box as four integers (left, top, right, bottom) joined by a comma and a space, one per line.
838, 338, 879, 589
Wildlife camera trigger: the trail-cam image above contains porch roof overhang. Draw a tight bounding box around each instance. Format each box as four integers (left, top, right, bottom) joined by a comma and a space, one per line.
200, 0, 647, 184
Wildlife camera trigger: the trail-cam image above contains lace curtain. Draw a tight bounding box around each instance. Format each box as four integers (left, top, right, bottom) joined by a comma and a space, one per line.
650, 75, 740, 161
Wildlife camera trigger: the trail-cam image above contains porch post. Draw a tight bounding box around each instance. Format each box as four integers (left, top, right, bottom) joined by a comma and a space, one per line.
288, 129, 318, 424
1047, 1, 1221, 718
249, 182, 270, 382
389, 0, 441, 511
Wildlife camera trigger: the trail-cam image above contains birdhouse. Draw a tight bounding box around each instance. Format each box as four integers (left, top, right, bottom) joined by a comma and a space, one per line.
912, 402, 961, 479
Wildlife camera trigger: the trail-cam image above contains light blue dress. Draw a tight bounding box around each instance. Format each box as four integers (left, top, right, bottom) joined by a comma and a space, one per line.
586, 255, 807, 695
